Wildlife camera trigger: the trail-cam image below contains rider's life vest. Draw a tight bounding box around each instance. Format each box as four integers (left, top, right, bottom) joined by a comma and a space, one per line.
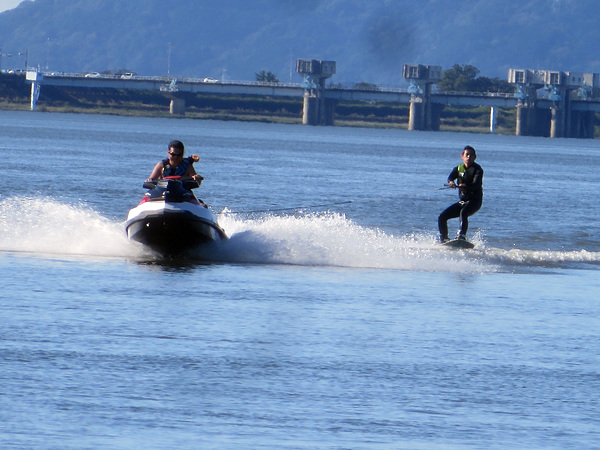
162, 157, 194, 177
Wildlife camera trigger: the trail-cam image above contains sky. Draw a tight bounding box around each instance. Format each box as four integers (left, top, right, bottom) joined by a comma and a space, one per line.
0, 0, 22, 13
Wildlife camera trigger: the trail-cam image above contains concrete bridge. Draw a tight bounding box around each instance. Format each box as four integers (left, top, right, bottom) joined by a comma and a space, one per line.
25, 63, 600, 139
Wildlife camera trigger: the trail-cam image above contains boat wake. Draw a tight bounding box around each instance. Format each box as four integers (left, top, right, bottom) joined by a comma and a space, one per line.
0, 197, 142, 259
1, 197, 598, 273
193, 211, 600, 273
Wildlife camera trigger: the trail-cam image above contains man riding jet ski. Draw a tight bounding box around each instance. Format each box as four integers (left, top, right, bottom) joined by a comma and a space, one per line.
125, 140, 227, 256
146, 139, 204, 183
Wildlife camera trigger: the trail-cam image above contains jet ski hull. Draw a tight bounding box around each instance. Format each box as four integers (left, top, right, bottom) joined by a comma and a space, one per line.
126, 179, 227, 256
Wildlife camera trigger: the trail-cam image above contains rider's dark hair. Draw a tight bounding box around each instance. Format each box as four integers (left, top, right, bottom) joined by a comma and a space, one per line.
168, 140, 185, 153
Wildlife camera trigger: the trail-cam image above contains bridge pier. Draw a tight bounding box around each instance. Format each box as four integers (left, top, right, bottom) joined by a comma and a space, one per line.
515, 105, 524, 136
430, 103, 442, 131
509, 69, 600, 139
490, 107, 497, 133
169, 98, 185, 115
514, 84, 549, 137
570, 110, 596, 138
408, 97, 422, 130
403, 65, 442, 131
301, 89, 335, 125
550, 106, 562, 138
515, 104, 531, 136
25, 71, 42, 110
18, 67, 600, 139
297, 59, 336, 126
408, 99, 442, 131
302, 94, 318, 125
324, 97, 336, 126
408, 85, 439, 131
515, 102, 550, 137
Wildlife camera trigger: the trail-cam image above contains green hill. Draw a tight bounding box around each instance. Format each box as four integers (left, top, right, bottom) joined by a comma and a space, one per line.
1, 0, 600, 86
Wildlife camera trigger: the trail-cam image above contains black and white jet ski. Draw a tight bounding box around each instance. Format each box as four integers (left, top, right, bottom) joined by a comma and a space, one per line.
125, 176, 227, 256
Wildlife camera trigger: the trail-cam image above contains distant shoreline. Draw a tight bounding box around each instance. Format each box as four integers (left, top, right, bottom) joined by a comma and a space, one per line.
0, 73, 525, 136
0, 101, 509, 135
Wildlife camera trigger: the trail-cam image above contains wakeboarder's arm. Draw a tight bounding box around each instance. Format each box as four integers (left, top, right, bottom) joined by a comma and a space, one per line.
447, 167, 459, 188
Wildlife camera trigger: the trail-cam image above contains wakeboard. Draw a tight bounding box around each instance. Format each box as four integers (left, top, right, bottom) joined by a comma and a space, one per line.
441, 238, 475, 249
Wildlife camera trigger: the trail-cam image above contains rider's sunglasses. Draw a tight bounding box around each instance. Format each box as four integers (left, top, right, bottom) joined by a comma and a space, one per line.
169, 152, 183, 157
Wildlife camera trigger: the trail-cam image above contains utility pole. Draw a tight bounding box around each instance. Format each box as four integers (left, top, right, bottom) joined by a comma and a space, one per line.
19, 49, 28, 70
45, 37, 50, 70
167, 42, 171, 76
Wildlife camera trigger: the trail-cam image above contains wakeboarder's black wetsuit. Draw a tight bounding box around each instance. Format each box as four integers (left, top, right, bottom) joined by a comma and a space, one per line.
438, 162, 483, 240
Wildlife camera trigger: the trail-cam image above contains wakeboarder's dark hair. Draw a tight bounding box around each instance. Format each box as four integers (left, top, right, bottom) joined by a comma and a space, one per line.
463, 145, 476, 159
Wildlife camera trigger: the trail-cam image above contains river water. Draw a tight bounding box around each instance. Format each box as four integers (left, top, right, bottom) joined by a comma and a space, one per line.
1, 110, 599, 449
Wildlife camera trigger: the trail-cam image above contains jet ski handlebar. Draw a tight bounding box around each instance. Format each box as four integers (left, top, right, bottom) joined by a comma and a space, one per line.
143, 176, 201, 190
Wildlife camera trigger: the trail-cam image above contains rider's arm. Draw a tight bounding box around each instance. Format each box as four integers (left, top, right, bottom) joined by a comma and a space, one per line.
184, 165, 203, 183
146, 161, 163, 181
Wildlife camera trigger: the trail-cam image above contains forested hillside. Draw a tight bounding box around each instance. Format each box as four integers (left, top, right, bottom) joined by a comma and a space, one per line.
1, 0, 599, 85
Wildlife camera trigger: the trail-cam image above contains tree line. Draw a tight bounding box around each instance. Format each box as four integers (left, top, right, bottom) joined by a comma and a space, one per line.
436, 64, 513, 93
259, 63, 513, 94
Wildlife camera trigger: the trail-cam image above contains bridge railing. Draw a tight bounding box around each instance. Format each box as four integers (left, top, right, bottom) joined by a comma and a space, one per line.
40, 71, 523, 100
435, 90, 514, 98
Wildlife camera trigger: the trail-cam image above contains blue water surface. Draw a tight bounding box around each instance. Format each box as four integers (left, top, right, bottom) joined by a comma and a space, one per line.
1, 110, 599, 449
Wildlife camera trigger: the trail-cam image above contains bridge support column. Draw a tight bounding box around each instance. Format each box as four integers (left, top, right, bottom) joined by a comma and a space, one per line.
408, 83, 437, 131
571, 111, 596, 139
534, 108, 553, 137
30, 80, 41, 111
585, 111, 596, 138
170, 98, 185, 115
408, 98, 423, 130
323, 98, 336, 126
490, 107, 497, 133
403, 65, 441, 131
430, 103, 442, 131
302, 88, 334, 125
585, 111, 596, 139
297, 59, 336, 126
550, 106, 562, 138
515, 105, 525, 136
25, 71, 42, 111
585, 112, 595, 138
517, 104, 547, 137
302, 94, 318, 125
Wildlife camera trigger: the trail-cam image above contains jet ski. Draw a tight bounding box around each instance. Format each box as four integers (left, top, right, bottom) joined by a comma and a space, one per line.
125, 176, 227, 256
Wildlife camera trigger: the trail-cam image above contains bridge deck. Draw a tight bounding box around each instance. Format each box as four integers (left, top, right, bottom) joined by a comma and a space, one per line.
25, 71, 600, 112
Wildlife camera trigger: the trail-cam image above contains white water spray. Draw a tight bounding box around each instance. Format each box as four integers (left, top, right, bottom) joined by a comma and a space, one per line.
0, 197, 139, 258
2, 197, 598, 272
